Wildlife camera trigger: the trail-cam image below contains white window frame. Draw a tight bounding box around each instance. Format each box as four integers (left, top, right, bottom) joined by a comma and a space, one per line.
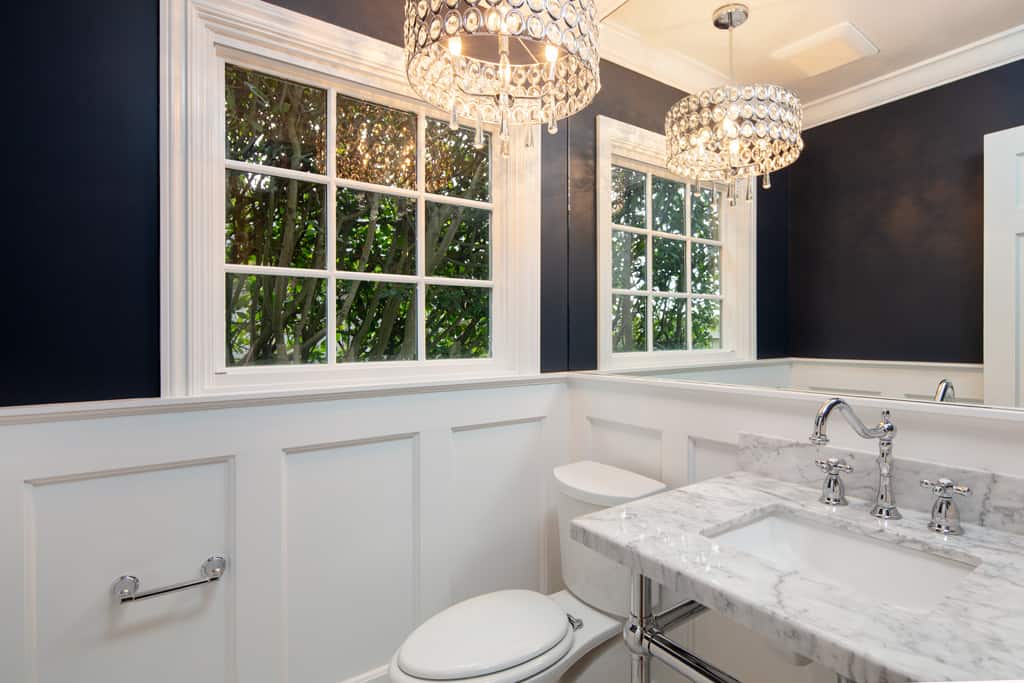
161, 0, 541, 397
596, 115, 756, 371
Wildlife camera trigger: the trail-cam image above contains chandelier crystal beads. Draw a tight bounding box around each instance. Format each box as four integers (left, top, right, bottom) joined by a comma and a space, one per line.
665, 83, 803, 183
404, 0, 601, 155
664, 4, 803, 199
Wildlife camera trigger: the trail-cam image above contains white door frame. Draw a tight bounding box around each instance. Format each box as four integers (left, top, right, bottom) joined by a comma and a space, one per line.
983, 124, 1024, 407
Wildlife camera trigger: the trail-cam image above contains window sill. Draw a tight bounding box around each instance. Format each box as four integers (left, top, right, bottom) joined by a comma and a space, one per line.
0, 373, 567, 426
598, 349, 749, 373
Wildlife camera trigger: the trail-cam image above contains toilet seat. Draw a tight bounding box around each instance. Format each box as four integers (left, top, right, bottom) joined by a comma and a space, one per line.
391, 590, 575, 683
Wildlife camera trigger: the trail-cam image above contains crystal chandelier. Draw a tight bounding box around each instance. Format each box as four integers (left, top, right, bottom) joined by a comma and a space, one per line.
665, 3, 803, 204
404, 0, 601, 156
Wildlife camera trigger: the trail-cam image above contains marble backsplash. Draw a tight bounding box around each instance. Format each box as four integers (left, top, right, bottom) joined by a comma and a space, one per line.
738, 433, 1024, 535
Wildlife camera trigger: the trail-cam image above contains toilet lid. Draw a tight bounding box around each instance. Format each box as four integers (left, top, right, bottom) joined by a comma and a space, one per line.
397, 590, 571, 680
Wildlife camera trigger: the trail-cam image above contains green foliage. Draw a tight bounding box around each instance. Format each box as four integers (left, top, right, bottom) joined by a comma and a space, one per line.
426, 203, 490, 279
226, 274, 326, 365
225, 64, 325, 173
690, 243, 721, 295
652, 176, 685, 235
337, 95, 417, 188
692, 298, 722, 350
611, 230, 646, 290
611, 295, 646, 353
691, 187, 721, 240
225, 171, 325, 269
337, 281, 416, 361
609, 165, 723, 354
426, 287, 491, 359
611, 166, 646, 228
652, 237, 684, 292
224, 64, 493, 366
425, 120, 490, 201
337, 189, 416, 275
653, 297, 687, 351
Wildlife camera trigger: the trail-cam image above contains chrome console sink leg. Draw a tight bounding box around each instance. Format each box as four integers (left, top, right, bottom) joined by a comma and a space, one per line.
625, 573, 742, 683
626, 574, 653, 683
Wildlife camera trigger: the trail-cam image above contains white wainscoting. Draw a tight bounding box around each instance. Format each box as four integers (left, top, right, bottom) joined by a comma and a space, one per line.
4, 374, 1024, 683
0, 380, 568, 683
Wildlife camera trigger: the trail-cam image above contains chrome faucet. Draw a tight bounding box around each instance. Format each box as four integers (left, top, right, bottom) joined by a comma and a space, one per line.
810, 398, 901, 520
934, 378, 956, 402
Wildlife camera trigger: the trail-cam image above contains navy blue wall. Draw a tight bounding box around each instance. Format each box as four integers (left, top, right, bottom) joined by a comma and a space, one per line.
785, 59, 1024, 363
756, 169, 790, 359
2, 1, 160, 406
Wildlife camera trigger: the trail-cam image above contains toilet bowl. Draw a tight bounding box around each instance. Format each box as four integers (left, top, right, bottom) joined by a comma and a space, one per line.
388, 461, 666, 683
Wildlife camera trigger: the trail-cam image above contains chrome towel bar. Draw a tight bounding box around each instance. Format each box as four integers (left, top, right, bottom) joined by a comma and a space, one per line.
112, 555, 227, 604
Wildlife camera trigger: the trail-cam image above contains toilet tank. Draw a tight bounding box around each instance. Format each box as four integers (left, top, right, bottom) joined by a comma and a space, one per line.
553, 461, 666, 617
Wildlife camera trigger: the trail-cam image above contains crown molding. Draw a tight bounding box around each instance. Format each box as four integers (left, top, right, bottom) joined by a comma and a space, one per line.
596, 0, 631, 21
802, 24, 1024, 129
598, 20, 725, 95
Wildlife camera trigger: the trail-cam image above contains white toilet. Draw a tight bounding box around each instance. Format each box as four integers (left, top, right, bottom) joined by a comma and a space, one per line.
388, 461, 666, 683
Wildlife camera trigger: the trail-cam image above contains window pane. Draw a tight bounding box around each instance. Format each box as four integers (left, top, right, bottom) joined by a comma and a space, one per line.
691, 186, 721, 240
425, 119, 490, 202
225, 274, 326, 366
691, 243, 722, 295
426, 202, 490, 279
336, 189, 416, 275
611, 166, 646, 228
611, 294, 646, 353
225, 64, 325, 174
337, 94, 417, 189
225, 171, 326, 269
653, 297, 687, 351
653, 237, 685, 293
337, 281, 417, 362
426, 286, 491, 359
612, 230, 646, 290
652, 176, 685, 235
692, 298, 722, 350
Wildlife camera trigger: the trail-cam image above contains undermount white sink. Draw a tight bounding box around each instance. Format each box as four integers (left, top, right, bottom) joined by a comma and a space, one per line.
706, 511, 978, 613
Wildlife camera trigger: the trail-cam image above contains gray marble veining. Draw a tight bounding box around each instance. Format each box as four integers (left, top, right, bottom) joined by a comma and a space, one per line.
738, 433, 1024, 535
571, 472, 1024, 683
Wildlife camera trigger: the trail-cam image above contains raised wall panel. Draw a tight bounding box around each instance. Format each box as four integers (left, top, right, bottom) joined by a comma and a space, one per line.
586, 417, 663, 481
690, 438, 739, 483
285, 436, 418, 683
28, 460, 232, 683
449, 419, 545, 603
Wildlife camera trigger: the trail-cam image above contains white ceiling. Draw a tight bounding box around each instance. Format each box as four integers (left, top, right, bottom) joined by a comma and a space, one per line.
600, 0, 1024, 103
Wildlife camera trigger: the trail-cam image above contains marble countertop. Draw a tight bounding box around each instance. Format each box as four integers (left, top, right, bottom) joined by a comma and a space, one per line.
571, 472, 1024, 683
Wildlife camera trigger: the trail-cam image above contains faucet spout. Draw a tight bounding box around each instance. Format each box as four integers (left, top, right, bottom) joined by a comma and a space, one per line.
810, 398, 894, 445
809, 398, 901, 520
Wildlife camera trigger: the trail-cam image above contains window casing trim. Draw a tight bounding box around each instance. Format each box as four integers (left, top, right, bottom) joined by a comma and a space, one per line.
162, 0, 541, 397
595, 115, 756, 371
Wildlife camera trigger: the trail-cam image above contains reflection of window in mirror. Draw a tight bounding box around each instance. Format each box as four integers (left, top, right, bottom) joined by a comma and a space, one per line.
597, 117, 754, 371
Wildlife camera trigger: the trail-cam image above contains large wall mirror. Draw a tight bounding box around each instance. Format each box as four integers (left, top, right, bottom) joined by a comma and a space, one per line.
600, 59, 1024, 410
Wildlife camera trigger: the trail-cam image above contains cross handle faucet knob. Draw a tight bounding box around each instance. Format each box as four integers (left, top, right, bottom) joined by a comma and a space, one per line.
920, 478, 971, 498
815, 457, 853, 475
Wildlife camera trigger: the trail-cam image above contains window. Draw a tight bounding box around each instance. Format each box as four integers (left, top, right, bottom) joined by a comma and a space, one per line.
609, 164, 724, 353
597, 117, 754, 370
164, 10, 540, 396
223, 64, 493, 367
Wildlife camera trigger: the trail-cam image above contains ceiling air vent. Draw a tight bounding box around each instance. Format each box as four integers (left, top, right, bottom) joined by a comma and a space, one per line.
771, 22, 878, 77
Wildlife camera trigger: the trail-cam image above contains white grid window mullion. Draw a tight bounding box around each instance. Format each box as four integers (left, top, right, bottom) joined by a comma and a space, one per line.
326, 87, 338, 366
416, 112, 427, 363
645, 172, 654, 353
686, 183, 694, 350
